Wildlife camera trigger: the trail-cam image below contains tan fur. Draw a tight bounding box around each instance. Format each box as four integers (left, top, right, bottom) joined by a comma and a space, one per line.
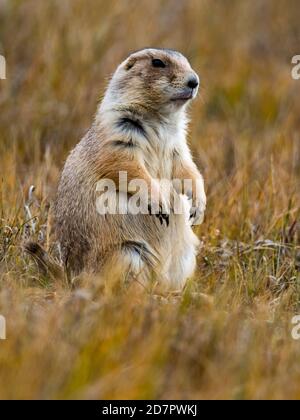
53, 48, 206, 290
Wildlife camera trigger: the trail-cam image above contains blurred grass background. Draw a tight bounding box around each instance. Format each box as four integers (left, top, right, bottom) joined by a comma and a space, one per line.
0, 0, 300, 399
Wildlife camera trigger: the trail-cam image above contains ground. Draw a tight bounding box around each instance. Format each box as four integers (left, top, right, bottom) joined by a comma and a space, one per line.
0, 0, 299, 399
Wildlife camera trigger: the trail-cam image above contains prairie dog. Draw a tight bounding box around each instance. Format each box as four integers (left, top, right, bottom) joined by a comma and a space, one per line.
53, 48, 206, 290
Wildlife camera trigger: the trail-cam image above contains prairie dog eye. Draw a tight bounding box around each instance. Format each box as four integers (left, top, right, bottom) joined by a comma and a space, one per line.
152, 59, 166, 68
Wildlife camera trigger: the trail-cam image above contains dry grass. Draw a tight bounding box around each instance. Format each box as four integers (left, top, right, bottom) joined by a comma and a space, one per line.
0, 0, 300, 399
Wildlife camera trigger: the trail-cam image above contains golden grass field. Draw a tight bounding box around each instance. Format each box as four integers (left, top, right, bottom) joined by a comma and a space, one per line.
0, 0, 300, 399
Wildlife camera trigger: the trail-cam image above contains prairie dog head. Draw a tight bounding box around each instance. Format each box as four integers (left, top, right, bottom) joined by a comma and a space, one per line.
101, 48, 199, 115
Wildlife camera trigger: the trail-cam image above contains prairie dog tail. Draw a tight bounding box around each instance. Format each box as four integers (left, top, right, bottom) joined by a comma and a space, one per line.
24, 242, 64, 280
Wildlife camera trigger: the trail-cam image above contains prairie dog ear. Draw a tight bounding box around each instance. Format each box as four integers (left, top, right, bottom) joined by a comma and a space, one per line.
124, 56, 137, 70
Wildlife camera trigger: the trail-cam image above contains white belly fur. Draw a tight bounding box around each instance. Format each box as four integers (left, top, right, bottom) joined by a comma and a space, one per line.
159, 194, 200, 290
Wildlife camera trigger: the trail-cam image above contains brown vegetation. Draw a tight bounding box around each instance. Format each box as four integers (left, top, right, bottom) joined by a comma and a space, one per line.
0, 0, 299, 399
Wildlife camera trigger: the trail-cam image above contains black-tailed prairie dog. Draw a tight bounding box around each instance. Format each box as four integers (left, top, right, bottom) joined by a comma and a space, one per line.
53, 48, 206, 290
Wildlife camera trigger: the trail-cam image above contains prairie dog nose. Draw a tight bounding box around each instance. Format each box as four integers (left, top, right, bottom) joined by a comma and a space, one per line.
187, 75, 199, 89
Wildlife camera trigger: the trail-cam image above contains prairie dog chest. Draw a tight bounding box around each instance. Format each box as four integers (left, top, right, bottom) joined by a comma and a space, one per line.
143, 146, 175, 179
141, 124, 184, 179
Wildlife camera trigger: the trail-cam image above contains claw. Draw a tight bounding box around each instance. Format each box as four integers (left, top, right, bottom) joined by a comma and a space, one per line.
190, 210, 196, 220
148, 204, 169, 227
161, 213, 169, 227
156, 213, 169, 227
190, 206, 198, 220
190, 206, 204, 226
